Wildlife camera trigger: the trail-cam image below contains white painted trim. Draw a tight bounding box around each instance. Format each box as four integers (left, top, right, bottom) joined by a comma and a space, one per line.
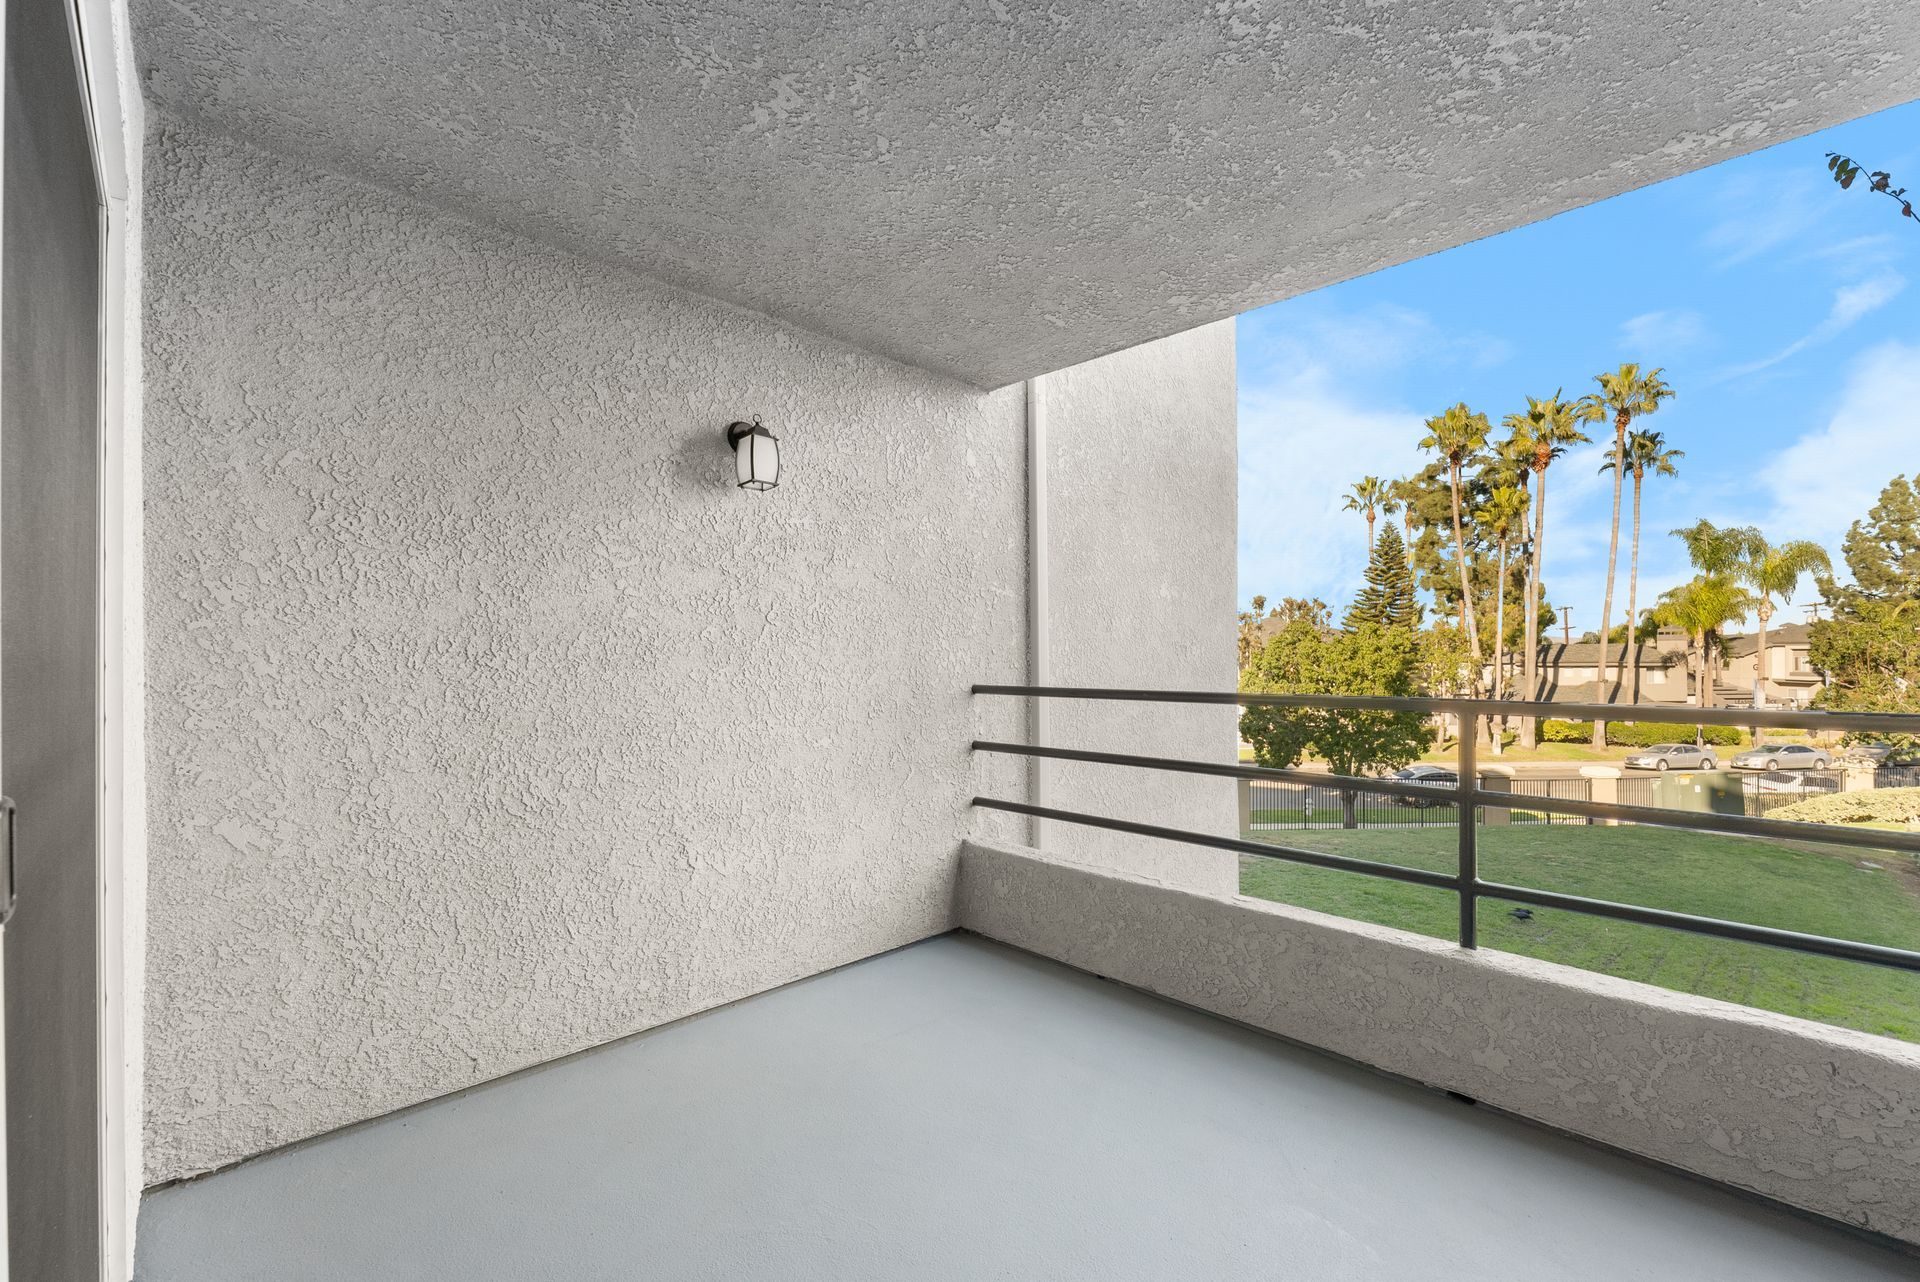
1025, 377, 1049, 848
0, 3, 13, 1275
70, 0, 138, 1276
68, 0, 129, 204
96, 197, 132, 1282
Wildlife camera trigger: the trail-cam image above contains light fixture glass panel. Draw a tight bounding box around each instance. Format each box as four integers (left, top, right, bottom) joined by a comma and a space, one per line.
751, 433, 780, 488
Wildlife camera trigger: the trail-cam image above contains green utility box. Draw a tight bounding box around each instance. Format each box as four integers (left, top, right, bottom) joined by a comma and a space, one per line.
1650, 770, 1747, 816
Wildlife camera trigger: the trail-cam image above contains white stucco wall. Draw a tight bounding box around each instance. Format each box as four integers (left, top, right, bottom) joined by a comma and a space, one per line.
138, 116, 1237, 1184
958, 843, 1920, 1246
1034, 334, 1239, 894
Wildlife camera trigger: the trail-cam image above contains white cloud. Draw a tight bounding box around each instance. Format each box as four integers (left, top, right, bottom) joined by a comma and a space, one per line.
1619, 309, 1707, 353
1707, 274, 1905, 383
1700, 172, 1827, 268
1238, 303, 1510, 393
1761, 339, 1920, 566
1237, 371, 1428, 610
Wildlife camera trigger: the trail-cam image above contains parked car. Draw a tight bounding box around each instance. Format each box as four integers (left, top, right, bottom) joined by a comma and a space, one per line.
1749, 770, 1841, 795
1388, 764, 1457, 808
1843, 741, 1920, 769
1622, 743, 1717, 772
1729, 743, 1832, 771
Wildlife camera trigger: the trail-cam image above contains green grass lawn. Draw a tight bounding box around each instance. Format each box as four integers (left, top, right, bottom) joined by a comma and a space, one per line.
1239, 825, 1920, 1041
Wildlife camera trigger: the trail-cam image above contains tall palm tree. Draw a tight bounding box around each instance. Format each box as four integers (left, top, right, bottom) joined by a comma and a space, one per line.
1341, 476, 1398, 556
1734, 535, 1832, 708
1653, 574, 1753, 739
1419, 403, 1491, 668
1578, 364, 1675, 743
1388, 476, 1418, 568
1502, 394, 1590, 747
1474, 485, 1530, 754
1600, 430, 1682, 703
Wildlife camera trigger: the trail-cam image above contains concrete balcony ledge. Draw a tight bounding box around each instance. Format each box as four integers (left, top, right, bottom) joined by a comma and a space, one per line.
958, 840, 1920, 1247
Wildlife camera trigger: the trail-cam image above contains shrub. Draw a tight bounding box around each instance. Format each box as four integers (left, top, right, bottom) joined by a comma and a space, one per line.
1538, 718, 1737, 747
1768, 788, 1920, 827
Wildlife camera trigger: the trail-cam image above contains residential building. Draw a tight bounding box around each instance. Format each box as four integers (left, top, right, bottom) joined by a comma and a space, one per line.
6, 2, 1919, 1280
1719, 622, 1826, 708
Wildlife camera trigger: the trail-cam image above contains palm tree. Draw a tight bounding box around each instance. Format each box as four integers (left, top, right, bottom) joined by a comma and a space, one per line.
1502, 394, 1590, 747
1578, 364, 1675, 744
1388, 476, 1418, 568
1474, 485, 1529, 753
1600, 430, 1682, 703
1734, 535, 1832, 708
1341, 476, 1399, 556
1419, 403, 1491, 669
1652, 574, 1753, 740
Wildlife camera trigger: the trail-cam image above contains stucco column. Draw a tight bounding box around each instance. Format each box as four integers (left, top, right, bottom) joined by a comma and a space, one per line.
1581, 766, 1622, 826
1479, 765, 1514, 826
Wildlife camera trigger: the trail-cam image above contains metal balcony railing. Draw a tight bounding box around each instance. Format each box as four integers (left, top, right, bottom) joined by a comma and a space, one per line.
970, 687, 1920, 975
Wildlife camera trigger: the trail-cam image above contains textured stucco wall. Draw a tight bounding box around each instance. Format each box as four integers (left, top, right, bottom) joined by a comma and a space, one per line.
958, 843, 1920, 1245
139, 116, 1039, 1184
139, 116, 1235, 1184
130, 0, 1920, 386
1034, 331, 1239, 894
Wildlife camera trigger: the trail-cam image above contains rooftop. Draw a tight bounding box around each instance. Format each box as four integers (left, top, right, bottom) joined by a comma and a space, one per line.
135, 934, 1915, 1281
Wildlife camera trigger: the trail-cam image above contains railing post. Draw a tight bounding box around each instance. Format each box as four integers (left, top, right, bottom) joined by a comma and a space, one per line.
1457, 713, 1478, 949
1478, 764, 1513, 826
1581, 766, 1622, 826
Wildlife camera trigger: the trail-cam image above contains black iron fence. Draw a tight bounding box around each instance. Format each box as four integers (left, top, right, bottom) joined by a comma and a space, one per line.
969, 688, 1920, 974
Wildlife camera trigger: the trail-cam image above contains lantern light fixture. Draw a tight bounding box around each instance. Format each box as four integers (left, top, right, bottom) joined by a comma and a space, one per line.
725, 416, 780, 492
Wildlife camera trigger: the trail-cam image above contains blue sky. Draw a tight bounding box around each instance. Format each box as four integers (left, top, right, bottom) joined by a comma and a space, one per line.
1238, 99, 1920, 637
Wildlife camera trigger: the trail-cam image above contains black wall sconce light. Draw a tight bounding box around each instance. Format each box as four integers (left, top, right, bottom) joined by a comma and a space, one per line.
725, 416, 781, 492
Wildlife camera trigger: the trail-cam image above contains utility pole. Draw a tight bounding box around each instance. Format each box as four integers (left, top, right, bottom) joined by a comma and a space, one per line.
1559, 606, 1572, 647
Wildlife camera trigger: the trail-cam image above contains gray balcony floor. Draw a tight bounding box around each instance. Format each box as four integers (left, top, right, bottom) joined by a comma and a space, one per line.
136, 933, 1913, 1281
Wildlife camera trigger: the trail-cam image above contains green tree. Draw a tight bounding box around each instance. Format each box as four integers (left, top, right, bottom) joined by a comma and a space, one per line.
1346, 525, 1420, 630
1811, 600, 1920, 746
1579, 364, 1675, 742
1419, 403, 1491, 669
1502, 393, 1591, 746
1601, 430, 1683, 703
1653, 573, 1753, 732
1240, 621, 1432, 828
1812, 475, 1920, 745
1342, 476, 1399, 557
1820, 475, 1920, 612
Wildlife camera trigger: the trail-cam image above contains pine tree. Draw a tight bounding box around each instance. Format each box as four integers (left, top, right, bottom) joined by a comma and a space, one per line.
1346, 525, 1420, 630
1820, 474, 1920, 611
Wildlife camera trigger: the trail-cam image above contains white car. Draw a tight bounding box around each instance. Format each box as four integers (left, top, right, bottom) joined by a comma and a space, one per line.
1749, 770, 1840, 795
1729, 743, 1832, 771
1622, 743, 1717, 771
1387, 764, 1457, 808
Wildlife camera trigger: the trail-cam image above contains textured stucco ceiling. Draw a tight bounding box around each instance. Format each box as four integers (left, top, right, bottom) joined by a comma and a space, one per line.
135, 1, 1920, 388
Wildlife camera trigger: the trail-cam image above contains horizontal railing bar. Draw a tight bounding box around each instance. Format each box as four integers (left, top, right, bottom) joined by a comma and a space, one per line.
970, 797, 1459, 891
969, 797, 1920, 975
1478, 880, 1920, 973
973, 740, 1920, 854
971, 684, 1920, 734
972, 741, 1461, 805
